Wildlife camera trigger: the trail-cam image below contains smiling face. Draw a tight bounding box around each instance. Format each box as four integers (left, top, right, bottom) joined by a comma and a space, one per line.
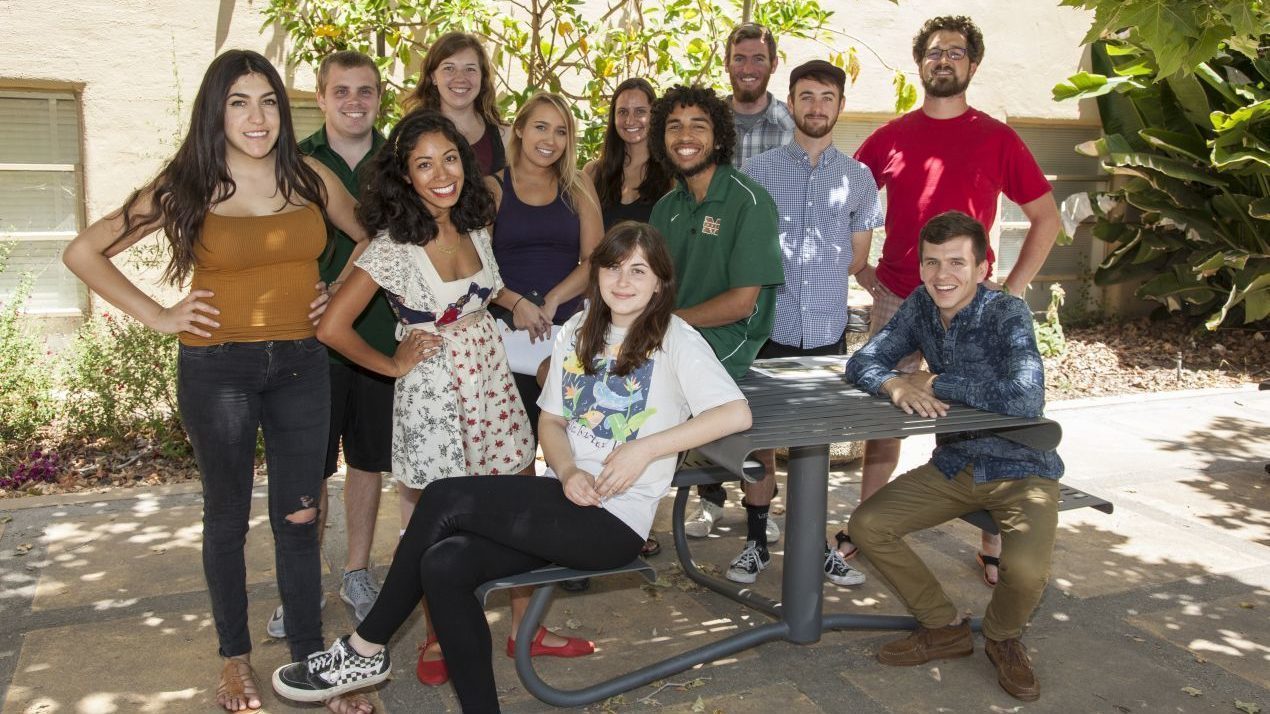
613, 88, 652, 147
431, 47, 483, 112
404, 131, 465, 217
222, 72, 280, 161
515, 101, 569, 170
598, 245, 660, 328
728, 37, 776, 104
663, 103, 716, 178
920, 234, 988, 324
317, 64, 379, 141
789, 76, 843, 139
919, 29, 977, 99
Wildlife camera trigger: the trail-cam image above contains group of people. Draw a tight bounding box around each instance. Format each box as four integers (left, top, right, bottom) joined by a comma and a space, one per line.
62, 12, 1065, 714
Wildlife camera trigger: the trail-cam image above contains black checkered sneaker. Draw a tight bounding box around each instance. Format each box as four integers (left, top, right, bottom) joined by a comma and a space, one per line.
272, 635, 390, 702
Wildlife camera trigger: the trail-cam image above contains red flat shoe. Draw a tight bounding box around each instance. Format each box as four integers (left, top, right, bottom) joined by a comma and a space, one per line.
416, 636, 448, 686
506, 626, 595, 658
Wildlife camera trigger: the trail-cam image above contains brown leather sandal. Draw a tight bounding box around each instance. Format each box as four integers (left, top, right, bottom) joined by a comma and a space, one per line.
216, 657, 262, 711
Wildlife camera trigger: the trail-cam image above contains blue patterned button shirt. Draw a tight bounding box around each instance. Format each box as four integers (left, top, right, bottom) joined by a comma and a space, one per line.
743, 143, 883, 349
845, 285, 1064, 482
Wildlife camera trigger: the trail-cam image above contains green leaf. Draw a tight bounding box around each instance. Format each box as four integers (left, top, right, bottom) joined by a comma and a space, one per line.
1052, 71, 1140, 101
1165, 74, 1212, 127
1104, 150, 1226, 186
1249, 197, 1270, 220
1138, 128, 1208, 162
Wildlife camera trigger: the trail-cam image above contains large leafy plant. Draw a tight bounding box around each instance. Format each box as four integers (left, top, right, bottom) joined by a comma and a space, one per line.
1052, 1, 1269, 329
263, 0, 912, 161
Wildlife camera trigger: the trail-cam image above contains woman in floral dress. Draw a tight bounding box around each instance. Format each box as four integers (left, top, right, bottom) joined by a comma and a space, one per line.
317, 109, 586, 688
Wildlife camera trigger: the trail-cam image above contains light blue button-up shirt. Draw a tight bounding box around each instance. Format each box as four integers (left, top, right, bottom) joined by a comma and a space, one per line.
743, 142, 883, 349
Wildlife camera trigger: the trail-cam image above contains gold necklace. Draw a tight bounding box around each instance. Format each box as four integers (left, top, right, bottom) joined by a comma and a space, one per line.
432, 240, 459, 255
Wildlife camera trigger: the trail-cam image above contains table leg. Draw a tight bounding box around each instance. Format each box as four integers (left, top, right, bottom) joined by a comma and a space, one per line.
782, 443, 829, 644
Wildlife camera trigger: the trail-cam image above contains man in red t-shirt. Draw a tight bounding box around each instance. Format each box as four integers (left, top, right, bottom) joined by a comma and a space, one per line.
845, 16, 1060, 585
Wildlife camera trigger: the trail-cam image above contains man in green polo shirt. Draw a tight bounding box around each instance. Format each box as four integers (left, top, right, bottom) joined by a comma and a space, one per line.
648, 85, 784, 584
266, 50, 392, 638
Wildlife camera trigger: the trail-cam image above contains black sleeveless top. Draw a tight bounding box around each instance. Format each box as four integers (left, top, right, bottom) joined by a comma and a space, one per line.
601, 198, 657, 230
472, 122, 507, 176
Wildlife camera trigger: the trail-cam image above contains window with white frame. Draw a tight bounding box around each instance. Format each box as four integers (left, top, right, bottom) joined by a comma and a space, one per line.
0, 90, 87, 315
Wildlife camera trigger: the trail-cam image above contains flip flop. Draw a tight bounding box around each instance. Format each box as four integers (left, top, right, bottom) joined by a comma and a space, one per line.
976, 552, 1000, 588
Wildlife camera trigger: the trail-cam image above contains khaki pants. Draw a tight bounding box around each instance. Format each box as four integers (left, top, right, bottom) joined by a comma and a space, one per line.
849, 463, 1060, 641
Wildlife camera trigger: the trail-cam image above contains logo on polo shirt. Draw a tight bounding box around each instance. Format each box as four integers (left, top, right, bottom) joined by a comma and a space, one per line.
702, 216, 721, 236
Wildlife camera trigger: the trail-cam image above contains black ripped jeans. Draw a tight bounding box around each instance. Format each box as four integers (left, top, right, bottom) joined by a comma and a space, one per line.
357, 475, 644, 712
178, 337, 330, 661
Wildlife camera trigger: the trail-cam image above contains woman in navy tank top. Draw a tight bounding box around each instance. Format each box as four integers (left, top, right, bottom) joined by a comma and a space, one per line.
484, 91, 603, 451
584, 78, 674, 229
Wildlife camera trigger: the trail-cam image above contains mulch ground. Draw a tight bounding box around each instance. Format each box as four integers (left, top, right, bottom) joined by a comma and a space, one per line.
2, 318, 1265, 499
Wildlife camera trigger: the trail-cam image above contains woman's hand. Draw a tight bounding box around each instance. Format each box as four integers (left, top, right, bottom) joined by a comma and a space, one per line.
596, 440, 655, 498
390, 330, 443, 378
540, 294, 560, 326
560, 467, 602, 507
308, 281, 331, 325
512, 299, 552, 342
153, 289, 220, 338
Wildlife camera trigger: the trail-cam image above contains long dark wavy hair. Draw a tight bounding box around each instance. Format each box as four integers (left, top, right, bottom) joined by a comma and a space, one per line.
405, 32, 504, 130
114, 50, 325, 286
358, 110, 495, 245
593, 79, 674, 208
648, 84, 736, 175
576, 221, 677, 377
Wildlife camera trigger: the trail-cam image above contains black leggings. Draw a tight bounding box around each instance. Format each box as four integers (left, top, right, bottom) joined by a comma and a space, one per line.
357, 475, 644, 712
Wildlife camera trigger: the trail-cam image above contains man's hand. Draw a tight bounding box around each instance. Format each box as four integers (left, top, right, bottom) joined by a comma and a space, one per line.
596, 440, 655, 498
881, 371, 949, 418
561, 467, 602, 507
855, 264, 882, 300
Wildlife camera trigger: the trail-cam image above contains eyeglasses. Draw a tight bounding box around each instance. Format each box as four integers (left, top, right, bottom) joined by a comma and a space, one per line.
924, 47, 967, 62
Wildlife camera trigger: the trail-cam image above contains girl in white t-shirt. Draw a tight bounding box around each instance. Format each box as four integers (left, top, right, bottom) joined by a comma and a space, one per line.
273, 222, 751, 711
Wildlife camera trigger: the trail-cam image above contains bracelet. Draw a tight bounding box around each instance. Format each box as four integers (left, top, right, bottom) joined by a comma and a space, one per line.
512, 295, 526, 310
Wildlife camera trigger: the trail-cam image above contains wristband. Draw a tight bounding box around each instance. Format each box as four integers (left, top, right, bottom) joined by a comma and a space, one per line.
512, 295, 526, 310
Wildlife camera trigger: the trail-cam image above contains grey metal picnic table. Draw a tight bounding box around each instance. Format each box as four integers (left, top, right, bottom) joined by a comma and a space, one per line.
494, 358, 1065, 707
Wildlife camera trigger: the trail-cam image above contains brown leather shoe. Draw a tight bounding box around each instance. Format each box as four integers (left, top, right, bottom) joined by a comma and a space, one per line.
985, 637, 1040, 701
877, 621, 973, 666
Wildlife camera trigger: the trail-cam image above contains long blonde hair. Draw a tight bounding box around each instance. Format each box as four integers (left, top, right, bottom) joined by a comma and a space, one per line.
507, 91, 595, 214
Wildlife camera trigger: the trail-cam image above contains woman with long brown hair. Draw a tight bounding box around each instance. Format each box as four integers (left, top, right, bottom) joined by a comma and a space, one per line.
406, 32, 508, 176
273, 221, 752, 713
584, 78, 674, 229
63, 50, 370, 714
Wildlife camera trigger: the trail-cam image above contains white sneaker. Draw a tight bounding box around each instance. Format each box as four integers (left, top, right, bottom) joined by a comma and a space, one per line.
266, 595, 327, 639
684, 498, 725, 538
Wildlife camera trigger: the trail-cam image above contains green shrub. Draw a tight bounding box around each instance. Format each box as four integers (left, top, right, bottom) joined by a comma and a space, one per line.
1034, 284, 1068, 358
0, 277, 55, 445
62, 312, 187, 453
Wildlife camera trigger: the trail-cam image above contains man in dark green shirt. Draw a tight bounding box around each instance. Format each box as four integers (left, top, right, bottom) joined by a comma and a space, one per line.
266, 51, 391, 639
648, 85, 785, 585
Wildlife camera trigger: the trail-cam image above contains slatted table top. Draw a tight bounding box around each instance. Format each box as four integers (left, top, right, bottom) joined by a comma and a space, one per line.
695, 357, 1062, 479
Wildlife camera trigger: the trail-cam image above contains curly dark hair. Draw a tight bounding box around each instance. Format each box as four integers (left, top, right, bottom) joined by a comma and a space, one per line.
912, 16, 984, 65
357, 110, 495, 245
648, 84, 736, 175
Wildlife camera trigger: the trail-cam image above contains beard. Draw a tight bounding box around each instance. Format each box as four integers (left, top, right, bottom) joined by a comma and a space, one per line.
730, 70, 771, 104
922, 68, 971, 98
794, 114, 835, 139
673, 144, 718, 179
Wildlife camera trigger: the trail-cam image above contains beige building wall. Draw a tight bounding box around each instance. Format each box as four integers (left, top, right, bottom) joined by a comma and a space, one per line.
0, 0, 1111, 321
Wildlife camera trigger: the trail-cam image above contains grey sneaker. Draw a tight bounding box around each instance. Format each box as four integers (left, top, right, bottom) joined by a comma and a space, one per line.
272, 635, 391, 702
340, 569, 380, 623
726, 540, 770, 584
766, 516, 781, 545
684, 497, 725, 539
266, 595, 326, 639
824, 542, 866, 586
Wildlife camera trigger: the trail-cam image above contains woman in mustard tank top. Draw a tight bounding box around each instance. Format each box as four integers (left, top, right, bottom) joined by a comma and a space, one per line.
63, 51, 373, 714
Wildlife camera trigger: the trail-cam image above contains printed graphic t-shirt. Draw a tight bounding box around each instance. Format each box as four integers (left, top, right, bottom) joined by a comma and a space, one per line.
538, 313, 745, 539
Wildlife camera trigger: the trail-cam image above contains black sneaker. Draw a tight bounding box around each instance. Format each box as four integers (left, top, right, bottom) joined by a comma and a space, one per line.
726, 540, 771, 584
272, 635, 390, 702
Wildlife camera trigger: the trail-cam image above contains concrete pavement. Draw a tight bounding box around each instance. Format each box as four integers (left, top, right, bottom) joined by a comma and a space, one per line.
1, 386, 1267, 713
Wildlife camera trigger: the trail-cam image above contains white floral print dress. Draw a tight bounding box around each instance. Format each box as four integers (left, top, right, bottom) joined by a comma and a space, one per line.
356, 228, 533, 488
